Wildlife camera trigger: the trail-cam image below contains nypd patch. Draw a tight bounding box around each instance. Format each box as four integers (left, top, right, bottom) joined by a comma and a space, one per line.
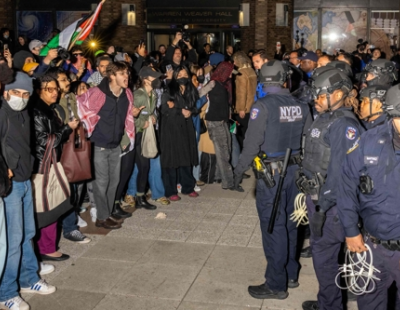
250, 108, 259, 120
346, 127, 357, 140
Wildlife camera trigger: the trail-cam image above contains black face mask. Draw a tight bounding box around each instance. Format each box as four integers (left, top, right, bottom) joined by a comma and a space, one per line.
151, 78, 162, 89
177, 77, 189, 85
197, 75, 205, 84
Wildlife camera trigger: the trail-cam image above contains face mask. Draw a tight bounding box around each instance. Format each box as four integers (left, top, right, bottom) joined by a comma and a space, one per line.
7, 95, 29, 111
3, 35, 9, 39
197, 75, 205, 84
177, 78, 189, 85
151, 78, 162, 89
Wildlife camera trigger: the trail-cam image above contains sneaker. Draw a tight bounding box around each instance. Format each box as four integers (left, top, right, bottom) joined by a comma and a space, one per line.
194, 185, 201, 192
64, 230, 91, 244
169, 195, 181, 201
90, 207, 97, 223
196, 180, 205, 186
39, 262, 55, 275
154, 197, 170, 205
20, 279, 56, 295
177, 184, 182, 193
188, 191, 199, 198
0, 296, 29, 310
77, 215, 87, 228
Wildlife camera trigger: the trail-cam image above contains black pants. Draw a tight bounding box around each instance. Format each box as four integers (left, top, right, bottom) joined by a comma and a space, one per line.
234, 113, 250, 150
134, 132, 150, 194
115, 147, 136, 202
162, 166, 194, 197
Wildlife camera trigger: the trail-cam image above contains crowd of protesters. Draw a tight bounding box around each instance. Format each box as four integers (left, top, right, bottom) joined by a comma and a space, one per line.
0, 24, 399, 309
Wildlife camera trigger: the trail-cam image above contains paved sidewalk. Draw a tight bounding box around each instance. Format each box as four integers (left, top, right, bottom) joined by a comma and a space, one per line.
24, 176, 358, 310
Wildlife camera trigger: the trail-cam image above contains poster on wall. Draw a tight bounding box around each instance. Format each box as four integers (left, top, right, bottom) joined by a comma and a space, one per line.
56, 11, 90, 32
322, 9, 367, 54
370, 11, 399, 59
293, 10, 318, 51
16, 11, 53, 42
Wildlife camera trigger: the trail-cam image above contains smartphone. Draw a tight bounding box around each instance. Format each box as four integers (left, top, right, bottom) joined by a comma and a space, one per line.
3, 44, 8, 51
166, 64, 172, 72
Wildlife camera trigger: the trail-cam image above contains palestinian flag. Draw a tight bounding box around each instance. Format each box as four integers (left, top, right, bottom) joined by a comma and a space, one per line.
40, 0, 105, 56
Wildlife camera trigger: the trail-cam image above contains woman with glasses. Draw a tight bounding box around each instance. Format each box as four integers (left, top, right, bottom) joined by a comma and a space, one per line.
62, 46, 93, 82
32, 74, 79, 262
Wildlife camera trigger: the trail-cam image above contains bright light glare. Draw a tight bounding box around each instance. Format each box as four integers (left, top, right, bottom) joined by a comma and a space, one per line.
329, 33, 338, 41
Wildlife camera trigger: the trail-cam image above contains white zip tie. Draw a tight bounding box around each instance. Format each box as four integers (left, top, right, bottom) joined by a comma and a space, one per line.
290, 193, 309, 226
335, 243, 381, 295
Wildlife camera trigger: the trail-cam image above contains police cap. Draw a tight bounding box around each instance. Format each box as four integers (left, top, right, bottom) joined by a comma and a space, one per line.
259, 60, 292, 85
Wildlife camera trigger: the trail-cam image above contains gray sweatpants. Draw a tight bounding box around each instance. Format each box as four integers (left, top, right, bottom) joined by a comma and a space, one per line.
92, 146, 121, 220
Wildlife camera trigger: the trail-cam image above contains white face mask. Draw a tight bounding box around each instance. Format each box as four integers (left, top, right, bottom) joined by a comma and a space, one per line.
7, 95, 29, 111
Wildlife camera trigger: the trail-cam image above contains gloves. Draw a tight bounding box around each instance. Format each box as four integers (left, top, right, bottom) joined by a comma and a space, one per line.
199, 80, 215, 97
232, 174, 244, 192
310, 208, 326, 237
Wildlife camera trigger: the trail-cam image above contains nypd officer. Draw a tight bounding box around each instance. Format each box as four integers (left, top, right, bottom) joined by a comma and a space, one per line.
360, 59, 398, 88
337, 84, 400, 310
297, 68, 364, 310
234, 60, 309, 300
358, 85, 390, 130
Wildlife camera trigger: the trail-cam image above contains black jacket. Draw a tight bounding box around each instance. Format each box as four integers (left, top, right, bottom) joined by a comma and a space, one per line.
90, 78, 130, 149
205, 81, 230, 122
0, 98, 33, 182
32, 97, 72, 172
163, 45, 198, 73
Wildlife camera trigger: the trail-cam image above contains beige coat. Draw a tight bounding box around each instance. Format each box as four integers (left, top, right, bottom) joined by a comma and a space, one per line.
234, 66, 257, 113
198, 103, 215, 154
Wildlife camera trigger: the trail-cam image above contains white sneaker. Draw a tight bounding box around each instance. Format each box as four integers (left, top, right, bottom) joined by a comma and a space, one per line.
194, 185, 201, 192
90, 207, 97, 223
0, 296, 29, 310
177, 184, 182, 193
39, 263, 55, 275
77, 215, 87, 227
20, 279, 56, 295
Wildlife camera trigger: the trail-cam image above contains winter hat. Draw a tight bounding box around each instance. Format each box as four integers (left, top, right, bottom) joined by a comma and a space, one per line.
209, 53, 225, 66
5, 72, 33, 94
13, 50, 35, 70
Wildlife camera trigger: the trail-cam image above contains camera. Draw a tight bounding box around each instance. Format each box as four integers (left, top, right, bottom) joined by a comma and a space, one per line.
359, 175, 373, 194
57, 47, 70, 60
182, 32, 190, 42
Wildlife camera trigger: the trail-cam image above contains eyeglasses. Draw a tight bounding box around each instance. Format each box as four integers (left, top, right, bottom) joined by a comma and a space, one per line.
42, 87, 60, 93
9, 89, 30, 99
73, 52, 84, 57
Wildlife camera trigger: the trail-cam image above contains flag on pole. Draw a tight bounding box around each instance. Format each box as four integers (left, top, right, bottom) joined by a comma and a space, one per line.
40, 0, 105, 56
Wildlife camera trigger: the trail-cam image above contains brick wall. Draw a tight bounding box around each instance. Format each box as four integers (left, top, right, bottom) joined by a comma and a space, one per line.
97, 0, 147, 54
0, 0, 14, 29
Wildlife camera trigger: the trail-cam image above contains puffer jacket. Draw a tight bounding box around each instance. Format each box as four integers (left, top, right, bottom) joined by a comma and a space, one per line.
32, 98, 72, 172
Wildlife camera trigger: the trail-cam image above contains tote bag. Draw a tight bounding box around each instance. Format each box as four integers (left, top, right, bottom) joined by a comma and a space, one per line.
141, 123, 158, 158
32, 135, 70, 213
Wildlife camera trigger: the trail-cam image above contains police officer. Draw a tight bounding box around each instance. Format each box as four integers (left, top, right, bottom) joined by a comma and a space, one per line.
337, 84, 400, 310
234, 60, 309, 299
360, 59, 398, 88
297, 68, 364, 310
358, 85, 390, 130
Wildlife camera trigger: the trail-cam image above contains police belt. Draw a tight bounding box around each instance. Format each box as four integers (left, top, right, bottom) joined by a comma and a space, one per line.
367, 232, 400, 252
266, 155, 301, 171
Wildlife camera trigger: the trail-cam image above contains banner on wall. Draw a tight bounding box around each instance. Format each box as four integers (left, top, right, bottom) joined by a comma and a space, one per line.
293, 10, 318, 50
16, 11, 53, 42
321, 8, 367, 54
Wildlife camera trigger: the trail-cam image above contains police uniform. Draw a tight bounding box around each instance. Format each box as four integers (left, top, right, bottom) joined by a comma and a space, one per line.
235, 85, 309, 296
298, 68, 364, 310
300, 107, 363, 310
337, 85, 400, 310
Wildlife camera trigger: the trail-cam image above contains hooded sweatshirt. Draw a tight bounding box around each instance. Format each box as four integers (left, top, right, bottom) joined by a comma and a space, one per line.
0, 97, 32, 181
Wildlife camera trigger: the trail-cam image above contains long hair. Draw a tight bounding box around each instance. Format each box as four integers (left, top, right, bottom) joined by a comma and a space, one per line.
168, 65, 199, 108
344, 88, 359, 114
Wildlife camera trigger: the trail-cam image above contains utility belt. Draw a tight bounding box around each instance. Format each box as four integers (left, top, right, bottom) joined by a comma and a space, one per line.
295, 170, 325, 203
253, 154, 301, 189
366, 232, 400, 252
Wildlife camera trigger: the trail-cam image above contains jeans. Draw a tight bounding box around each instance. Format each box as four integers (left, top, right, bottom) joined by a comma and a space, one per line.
127, 155, 165, 200
207, 121, 234, 188
0, 200, 6, 280
92, 146, 121, 220
61, 209, 77, 236
0, 181, 40, 301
